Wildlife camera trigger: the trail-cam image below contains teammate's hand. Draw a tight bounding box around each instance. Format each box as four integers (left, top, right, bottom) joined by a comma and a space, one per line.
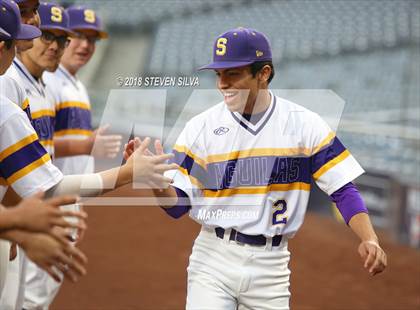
123, 138, 164, 160
91, 124, 122, 159
123, 139, 135, 160
11, 192, 87, 233
19, 231, 88, 283
125, 137, 178, 188
358, 240, 387, 276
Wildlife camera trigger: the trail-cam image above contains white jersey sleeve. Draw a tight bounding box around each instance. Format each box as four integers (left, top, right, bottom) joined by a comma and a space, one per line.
0, 75, 31, 119
165, 117, 208, 200
308, 113, 364, 195
0, 97, 63, 198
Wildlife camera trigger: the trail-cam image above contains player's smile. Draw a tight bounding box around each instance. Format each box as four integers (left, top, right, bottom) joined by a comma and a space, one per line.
216, 66, 258, 114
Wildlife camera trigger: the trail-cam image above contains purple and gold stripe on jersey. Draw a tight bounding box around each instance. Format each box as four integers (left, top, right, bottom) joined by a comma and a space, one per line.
171, 145, 207, 188
172, 136, 351, 198
202, 156, 312, 197
21, 98, 34, 124
311, 137, 349, 180
31, 110, 55, 147
171, 145, 313, 195
54, 101, 92, 137
0, 134, 51, 185
205, 132, 336, 163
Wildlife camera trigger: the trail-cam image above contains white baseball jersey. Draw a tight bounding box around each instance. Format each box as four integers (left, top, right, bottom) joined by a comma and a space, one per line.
4, 58, 57, 158
0, 95, 63, 310
0, 95, 62, 200
44, 65, 94, 174
0, 74, 31, 122
168, 93, 364, 238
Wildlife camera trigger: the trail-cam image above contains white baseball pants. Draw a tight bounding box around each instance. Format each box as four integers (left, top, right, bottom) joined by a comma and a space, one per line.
186, 227, 291, 310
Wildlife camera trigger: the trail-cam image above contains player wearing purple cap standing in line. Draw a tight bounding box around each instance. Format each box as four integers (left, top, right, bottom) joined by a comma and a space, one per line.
125, 27, 387, 309
0, 1, 88, 307
41, 5, 117, 306
44, 6, 121, 177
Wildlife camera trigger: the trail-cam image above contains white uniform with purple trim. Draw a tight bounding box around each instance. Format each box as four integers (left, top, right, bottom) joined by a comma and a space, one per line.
4, 58, 57, 158
0, 96, 63, 310
1, 58, 67, 310
166, 93, 364, 309
44, 65, 94, 175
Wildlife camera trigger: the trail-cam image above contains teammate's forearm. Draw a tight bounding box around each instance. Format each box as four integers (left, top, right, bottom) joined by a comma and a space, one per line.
54, 138, 92, 158
0, 206, 19, 232
98, 166, 132, 190
45, 166, 131, 198
348, 213, 379, 243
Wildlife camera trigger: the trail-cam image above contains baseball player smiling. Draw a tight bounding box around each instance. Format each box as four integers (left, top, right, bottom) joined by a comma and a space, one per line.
126, 27, 387, 309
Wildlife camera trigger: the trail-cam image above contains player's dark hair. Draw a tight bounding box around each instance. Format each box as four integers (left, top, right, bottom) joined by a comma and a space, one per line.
250, 61, 274, 84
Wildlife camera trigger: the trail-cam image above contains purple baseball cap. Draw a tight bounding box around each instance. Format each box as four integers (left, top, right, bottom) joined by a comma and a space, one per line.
0, 0, 41, 40
66, 5, 108, 39
14, 0, 39, 4
13, 0, 39, 3
199, 27, 272, 70
38, 2, 72, 35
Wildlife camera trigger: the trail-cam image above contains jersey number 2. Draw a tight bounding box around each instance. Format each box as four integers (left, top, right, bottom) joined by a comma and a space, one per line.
272, 199, 287, 225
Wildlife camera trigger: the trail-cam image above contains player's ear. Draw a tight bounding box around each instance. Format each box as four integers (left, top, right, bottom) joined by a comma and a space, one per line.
258, 65, 271, 83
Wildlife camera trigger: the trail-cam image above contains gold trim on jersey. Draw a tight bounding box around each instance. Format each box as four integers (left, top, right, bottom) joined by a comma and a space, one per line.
56, 101, 90, 111
178, 167, 203, 188
0, 133, 38, 161
7, 153, 51, 184
202, 182, 310, 198
31, 109, 55, 119
312, 149, 350, 180
312, 132, 336, 155
54, 129, 93, 137
206, 132, 336, 163
21, 98, 29, 110
39, 140, 54, 147
173, 144, 207, 170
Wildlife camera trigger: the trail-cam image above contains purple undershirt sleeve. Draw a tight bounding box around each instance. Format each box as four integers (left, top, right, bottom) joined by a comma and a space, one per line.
161, 187, 191, 219
330, 182, 368, 225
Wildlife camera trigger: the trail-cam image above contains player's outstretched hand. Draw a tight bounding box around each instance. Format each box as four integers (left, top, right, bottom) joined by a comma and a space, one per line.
19, 230, 87, 283
11, 192, 87, 233
358, 240, 387, 276
123, 137, 164, 160
91, 124, 122, 159
125, 137, 178, 188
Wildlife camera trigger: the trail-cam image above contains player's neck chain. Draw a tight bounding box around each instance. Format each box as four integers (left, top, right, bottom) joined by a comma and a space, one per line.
13, 60, 46, 97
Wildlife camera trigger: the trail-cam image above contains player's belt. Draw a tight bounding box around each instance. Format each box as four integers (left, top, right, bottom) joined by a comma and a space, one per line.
215, 227, 282, 247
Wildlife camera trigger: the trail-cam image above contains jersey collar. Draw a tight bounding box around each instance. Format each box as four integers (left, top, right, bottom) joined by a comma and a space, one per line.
12, 58, 46, 97
57, 65, 79, 90
230, 91, 276, 135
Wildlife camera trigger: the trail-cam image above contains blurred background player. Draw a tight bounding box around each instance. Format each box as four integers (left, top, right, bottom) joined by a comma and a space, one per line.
3, 1, 73, 158
44, 5, 120, 176
0, 0, 87, 305
41, 5, 119, 306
